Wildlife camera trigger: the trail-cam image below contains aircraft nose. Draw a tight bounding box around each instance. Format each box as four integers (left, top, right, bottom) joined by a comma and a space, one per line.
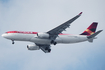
2, 33, 7, 38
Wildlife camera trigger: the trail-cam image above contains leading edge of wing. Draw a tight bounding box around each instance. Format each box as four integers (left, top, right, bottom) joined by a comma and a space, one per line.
47, 12, 82, 39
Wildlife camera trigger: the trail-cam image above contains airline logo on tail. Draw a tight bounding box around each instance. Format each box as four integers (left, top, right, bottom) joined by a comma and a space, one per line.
80, 22, 98, 35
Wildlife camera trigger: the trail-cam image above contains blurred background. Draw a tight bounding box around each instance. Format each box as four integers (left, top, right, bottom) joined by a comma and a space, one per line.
0, 0, 105, 70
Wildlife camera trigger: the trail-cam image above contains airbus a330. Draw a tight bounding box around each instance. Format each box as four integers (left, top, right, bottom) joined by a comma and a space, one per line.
2, 12, 102, 53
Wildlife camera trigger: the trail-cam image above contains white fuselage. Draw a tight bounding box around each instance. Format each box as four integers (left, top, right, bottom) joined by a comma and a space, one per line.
2, 33, 88, 45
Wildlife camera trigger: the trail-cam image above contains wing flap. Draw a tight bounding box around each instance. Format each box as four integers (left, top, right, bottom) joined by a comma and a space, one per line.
36, 44, 51, 53
40, 47, 49, 53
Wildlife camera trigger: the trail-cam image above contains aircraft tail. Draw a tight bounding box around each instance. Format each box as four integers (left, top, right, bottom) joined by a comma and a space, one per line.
80, 22, 98, 36
87, 30, 103, 42
87, 30, 103, 39
80, 22, 103, 43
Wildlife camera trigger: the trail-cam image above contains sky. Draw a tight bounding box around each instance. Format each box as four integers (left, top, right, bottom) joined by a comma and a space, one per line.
0, 0, 105, 70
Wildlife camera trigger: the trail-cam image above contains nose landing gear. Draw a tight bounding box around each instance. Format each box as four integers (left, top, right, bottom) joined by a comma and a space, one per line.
12, 40, 14, 44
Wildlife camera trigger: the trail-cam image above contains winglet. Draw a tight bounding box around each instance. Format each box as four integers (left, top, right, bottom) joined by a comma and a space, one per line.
78, 12, 83, 15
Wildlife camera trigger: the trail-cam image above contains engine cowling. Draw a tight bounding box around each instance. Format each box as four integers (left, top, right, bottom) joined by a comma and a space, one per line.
37, 32, 49, 39
27, 44, 40, 50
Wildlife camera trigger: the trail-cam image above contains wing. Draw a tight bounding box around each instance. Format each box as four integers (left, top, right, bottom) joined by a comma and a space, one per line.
47, 12, 82, 41
37, 44, 51, 53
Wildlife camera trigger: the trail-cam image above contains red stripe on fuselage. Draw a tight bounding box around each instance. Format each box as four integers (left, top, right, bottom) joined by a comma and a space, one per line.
6, 31, 71, 35
6, 31, 38, 34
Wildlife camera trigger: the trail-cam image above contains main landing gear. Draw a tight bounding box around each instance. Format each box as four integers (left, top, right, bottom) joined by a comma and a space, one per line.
48, 49, 51, 52
51, 40, 57, 45
12, 40, 15, 44
45, 47, 51, 52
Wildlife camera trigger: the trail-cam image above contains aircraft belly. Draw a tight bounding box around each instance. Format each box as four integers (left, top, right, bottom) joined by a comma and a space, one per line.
55, 37, 63, 43
30, 37, 51, 44
59, 35, 87, 43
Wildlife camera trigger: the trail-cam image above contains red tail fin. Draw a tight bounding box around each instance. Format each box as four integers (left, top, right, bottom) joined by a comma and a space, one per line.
80, 22, 98, 36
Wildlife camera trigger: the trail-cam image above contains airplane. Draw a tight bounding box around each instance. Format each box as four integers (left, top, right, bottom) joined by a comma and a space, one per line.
2, 12, 103, 53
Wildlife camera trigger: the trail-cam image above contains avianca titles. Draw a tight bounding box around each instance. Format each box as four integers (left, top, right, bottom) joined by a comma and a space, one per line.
2, 12, 103, 53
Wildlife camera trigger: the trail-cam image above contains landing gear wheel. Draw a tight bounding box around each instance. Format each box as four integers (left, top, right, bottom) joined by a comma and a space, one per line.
54, 42, 57, 45
48, 49, 51, 52
51, 40, 57, 45
12, 40, 14, 44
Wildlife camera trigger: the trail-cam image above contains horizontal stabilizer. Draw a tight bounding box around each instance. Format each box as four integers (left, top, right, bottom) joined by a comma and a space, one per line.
87, 30, 103, 39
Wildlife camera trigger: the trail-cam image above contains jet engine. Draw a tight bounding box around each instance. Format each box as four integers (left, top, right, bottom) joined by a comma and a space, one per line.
27, 44, 40, 50
37, 32, 49, 39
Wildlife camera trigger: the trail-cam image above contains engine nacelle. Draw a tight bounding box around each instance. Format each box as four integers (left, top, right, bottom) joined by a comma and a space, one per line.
27, 44, 40, 50
37, 32, 49, 39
